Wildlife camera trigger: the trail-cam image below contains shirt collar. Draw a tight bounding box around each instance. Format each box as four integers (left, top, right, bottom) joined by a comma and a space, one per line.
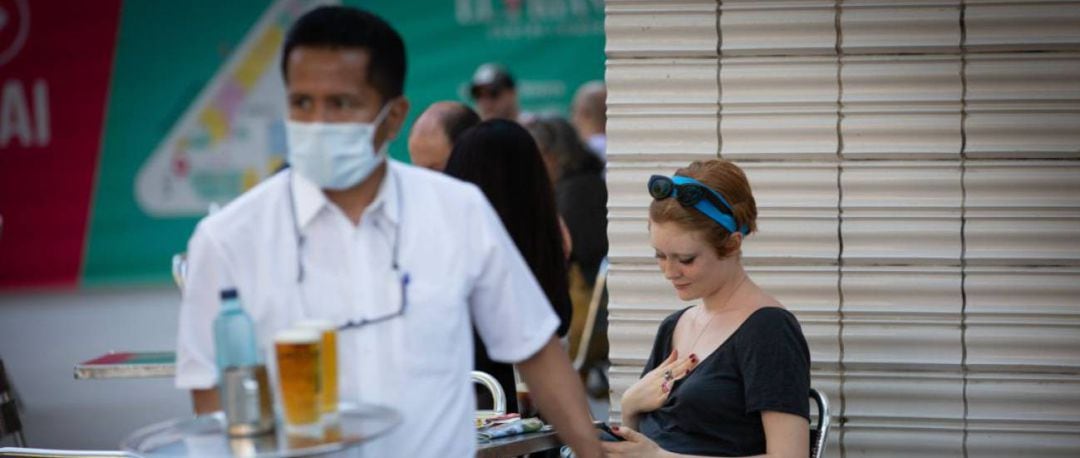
290, 161, 400, 231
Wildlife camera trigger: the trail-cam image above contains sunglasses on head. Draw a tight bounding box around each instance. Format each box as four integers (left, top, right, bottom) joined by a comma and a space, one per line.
471, 86, 503, 100
648, 175, 748, 235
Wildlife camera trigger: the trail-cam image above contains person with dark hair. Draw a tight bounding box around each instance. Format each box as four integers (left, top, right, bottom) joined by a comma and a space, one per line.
602, 160, 810, 458
175, 6, 601, 457
443, 119, 574, 412
526, 116, 610, 396
526, 116, 608, 283
408, 101, 480, 171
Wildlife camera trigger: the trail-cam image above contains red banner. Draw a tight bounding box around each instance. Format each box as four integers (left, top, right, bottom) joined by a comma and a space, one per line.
0, 0, 121, 289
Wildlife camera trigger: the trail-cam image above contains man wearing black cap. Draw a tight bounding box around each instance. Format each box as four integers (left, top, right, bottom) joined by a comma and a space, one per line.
470, 63, 524, 122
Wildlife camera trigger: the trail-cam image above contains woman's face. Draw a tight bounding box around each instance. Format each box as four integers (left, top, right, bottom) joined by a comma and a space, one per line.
649, 220, 736, 302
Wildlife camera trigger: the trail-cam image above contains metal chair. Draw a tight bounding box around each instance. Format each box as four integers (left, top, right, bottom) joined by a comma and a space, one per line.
809, 388, 831, 458
571, 259, 609, 398
571, 259, 608, 374
472, 370, 507, 416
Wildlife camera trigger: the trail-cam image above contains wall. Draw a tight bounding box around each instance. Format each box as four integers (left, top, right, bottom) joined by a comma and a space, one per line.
0, 288, 188, 449
604, 1, 1080, 456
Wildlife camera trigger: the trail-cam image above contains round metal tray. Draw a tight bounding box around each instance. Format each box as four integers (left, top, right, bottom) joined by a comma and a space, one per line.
120, 403, 400, 457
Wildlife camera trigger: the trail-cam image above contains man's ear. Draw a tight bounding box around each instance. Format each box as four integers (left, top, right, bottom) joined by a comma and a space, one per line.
385, 96, 411, 141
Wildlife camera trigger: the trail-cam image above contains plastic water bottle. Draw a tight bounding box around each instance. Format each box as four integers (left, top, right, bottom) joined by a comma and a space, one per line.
213, 289, 274, 436
214, 289, 259, 369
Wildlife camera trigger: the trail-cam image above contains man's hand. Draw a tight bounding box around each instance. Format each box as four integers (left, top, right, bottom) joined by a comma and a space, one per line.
191, 388, 220, 415
516, 336, 603, 458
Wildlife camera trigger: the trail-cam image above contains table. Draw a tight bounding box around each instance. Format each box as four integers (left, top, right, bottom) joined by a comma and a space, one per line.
121, 402, 399, 457
74, 351, 176, 379
476, 429, 562, 458
77, 352, 564, 457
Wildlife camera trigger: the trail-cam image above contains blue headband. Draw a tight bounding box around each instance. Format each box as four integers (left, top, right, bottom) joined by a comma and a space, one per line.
669, 175, 748, 235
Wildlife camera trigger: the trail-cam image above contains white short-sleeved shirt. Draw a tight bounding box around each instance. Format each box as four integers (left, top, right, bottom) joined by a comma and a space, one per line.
175, 160, 560, 457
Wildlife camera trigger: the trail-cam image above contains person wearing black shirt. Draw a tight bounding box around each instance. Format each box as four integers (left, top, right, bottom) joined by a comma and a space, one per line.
603, 160, 810, 458
444, 120, 574, 413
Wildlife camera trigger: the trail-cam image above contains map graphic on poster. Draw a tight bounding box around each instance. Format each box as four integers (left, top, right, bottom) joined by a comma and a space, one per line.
135, 0, 335, 216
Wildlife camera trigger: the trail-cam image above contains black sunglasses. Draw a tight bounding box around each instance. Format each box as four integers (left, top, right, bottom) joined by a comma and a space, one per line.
471, 86, 503, 100
648, 175, 734, 215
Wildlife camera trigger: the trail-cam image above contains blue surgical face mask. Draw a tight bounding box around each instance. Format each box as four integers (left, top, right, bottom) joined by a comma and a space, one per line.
286, 103, 393, 190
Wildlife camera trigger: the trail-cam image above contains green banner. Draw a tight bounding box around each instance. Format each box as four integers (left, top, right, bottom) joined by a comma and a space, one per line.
82, 0, 604, 286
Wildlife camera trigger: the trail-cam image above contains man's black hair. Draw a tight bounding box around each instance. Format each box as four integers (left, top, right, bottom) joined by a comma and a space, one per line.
441, 103, 481, 144
281, 6, 406, 102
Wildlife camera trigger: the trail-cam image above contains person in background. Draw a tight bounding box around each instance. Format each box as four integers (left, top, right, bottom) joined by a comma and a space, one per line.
526, 116, 607, 285
470, 63, 527, 122
570, 81, 607, 161
407, 101, 479, 171
443, 119, 574, 414
604, 160, 809, 458
174, 6, 601, 457
526, 116, 609, 394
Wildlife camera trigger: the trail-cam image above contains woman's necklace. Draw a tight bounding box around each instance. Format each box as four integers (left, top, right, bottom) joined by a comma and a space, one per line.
685, 274, 749, 355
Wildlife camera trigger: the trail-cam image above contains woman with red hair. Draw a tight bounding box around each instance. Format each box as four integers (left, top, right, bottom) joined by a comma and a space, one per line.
604, 160, 811, 458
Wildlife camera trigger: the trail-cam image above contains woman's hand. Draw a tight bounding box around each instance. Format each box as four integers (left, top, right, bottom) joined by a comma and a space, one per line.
620, 350, 697, 421
601, 426, 668, 458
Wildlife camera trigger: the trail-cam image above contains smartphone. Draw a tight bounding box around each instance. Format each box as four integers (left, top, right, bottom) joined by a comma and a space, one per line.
596, 422, 626, 442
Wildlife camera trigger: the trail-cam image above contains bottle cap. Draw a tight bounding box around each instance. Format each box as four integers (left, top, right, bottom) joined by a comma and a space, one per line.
220, 288, 239, 300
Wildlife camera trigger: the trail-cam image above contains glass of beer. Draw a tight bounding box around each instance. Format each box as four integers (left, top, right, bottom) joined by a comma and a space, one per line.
295, 319, 338, 418
273, 328, 321, 435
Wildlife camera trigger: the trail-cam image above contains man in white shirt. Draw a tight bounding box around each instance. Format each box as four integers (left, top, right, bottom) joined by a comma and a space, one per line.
175, 6, 602, 457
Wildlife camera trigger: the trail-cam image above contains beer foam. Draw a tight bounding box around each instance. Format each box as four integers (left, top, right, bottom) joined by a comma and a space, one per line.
294, 319, 336, 331
274, 327, 320, 343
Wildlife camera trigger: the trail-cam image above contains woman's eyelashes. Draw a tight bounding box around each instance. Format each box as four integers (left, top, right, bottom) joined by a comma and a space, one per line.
654, 251, 696, 266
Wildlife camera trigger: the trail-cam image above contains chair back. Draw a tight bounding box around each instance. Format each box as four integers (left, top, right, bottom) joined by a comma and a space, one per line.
0, 359, 25, 447
810, 388, 831, 458
572, 258, 609, 372
471, 371, 506, 416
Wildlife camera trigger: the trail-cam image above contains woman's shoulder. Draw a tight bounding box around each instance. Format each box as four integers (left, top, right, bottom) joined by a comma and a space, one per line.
747, 305, 799, 322
739, 306, 805, 340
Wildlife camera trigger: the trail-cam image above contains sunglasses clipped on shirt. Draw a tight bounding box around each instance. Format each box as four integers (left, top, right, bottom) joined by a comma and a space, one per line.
647, 174, 749, 235
288, 170, 411, 332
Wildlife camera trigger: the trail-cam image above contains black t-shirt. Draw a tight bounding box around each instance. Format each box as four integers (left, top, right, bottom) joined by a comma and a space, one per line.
637, 307, 811, 457
555, 168, 608, 283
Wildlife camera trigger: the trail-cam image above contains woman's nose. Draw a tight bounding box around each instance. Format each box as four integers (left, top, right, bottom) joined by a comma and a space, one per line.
660, 260, 680, 280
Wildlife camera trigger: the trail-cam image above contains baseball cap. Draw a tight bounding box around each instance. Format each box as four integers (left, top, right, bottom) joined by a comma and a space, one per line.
470, 63, 515, 98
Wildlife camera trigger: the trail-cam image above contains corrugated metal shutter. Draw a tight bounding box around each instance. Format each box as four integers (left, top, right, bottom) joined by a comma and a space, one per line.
604, 1, 1080, 456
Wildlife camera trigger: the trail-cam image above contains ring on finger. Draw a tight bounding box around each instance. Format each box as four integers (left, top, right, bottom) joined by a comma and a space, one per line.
663, 369, 673, 381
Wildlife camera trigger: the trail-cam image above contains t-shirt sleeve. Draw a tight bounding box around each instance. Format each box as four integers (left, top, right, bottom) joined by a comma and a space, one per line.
466, 186, 560, 364
175, 221, 234, 390
738, 308, 811, 420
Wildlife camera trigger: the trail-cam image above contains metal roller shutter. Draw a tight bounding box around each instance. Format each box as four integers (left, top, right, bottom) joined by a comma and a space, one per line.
605, 1, 1080, 456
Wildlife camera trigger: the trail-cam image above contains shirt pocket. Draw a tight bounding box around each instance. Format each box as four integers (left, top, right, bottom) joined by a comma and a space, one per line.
404, 281, 468, 376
